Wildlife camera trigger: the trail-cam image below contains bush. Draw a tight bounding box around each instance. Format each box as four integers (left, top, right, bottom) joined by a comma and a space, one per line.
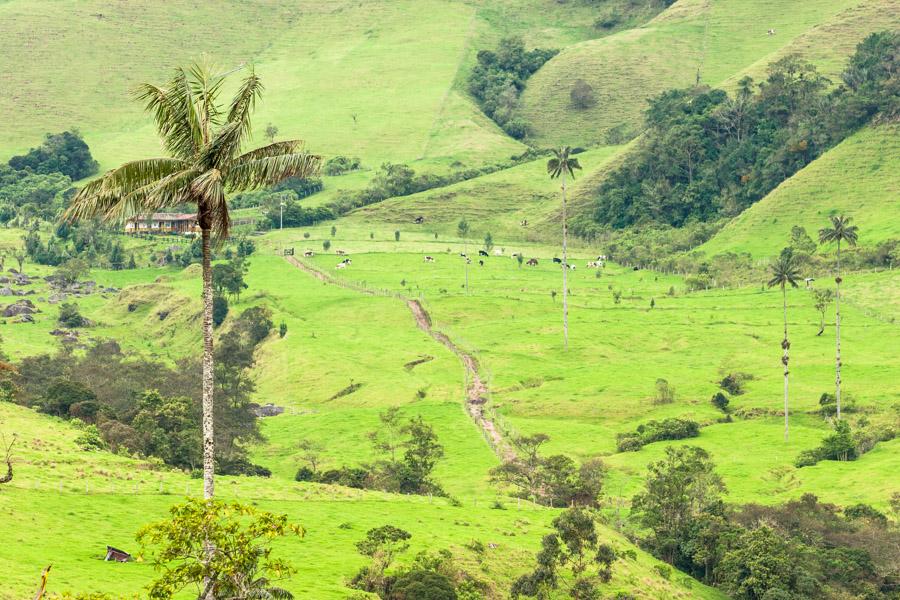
8, 131, 98, 180
323, 155, 361, 176
295, 466, 316, 482
570, 79, 597, 109
212, 295, 228, 328
58, 302, 87, 328
74, 424, 106, 451
616, 418, 700, 452
711, 392, 730, 412
720, 372, 752, 395
654, 378, 675, 404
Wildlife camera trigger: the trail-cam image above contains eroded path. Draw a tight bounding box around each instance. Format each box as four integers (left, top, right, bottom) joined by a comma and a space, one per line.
285, 256, 512, 460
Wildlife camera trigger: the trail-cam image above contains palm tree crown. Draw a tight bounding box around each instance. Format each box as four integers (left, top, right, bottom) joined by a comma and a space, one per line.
65, 61, 321, 236
547, 146, 582, 180
767, 253, 801, 290
818, 215, 859, 249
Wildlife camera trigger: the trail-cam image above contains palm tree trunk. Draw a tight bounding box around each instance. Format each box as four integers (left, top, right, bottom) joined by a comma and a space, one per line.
201, 227, 215, 499
835, 241, 842, 420
561, 172, 568, 351
782, 285, 789, 442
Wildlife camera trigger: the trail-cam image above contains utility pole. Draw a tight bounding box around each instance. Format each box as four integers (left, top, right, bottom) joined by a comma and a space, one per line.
280, 200, 284, 231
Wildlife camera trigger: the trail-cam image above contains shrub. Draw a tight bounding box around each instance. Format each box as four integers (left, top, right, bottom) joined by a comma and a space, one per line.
295, 466, 316, 482
654, 378, 675, 404
279, 321, 288, 338
617, 418, 700, 452
394, 230, 400, 241
711, 392, 730, 412
570, 79, 597, 109
720, 372, 752, 395
212, 295, 228, 328
74, 425, 106, 451
323, 155, 361, 176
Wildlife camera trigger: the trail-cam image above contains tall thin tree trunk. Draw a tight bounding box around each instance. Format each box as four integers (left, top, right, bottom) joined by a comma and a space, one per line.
561, 172, 568, 351
782, 286, 789, 442
835, 241, 842, 420
201, 227, 215, 499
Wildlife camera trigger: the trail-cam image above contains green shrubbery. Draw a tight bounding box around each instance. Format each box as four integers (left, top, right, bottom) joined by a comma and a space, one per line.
616, 418, 700, 452
467, 37, 557, 139
590, 32, 899, 230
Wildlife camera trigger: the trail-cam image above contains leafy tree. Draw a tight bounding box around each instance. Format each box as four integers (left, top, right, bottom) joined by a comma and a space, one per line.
630, 446, 726, 566
394, 230, 400, 241
265, 123, 279, 143
351, 525, 413, 596
323, 239, 331, 251
8, 131, 98, 180
570, 79, 596, 109
767, 250, 801, 441
64, 62, 322, 500
483, 232, 493, 252
137, 498, 303, 600
330, 225, 337, 237
717, 526, 797, 600
399, 416, 444, 494
40, 379, 96, 418
55, 258, 89, 285
511, 508, 617, 599
818, 215, 859, 419
547, 147, 582, 350
212, 258, 249, 301
812, 288, 833, 336
212, 295, 228, 328
390, 570, 457, 600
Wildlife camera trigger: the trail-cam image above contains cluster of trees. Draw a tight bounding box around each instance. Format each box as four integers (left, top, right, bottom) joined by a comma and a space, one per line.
21, 222, 136, 269
348, 525, 488, 599
590, 32, 899, 229
616, 418, 700, 452
323, 155, 361, 176
295, 407, 445, 496
489, 433, 606, 507
512, 508, 620, 599
795, 418, 896, 468
0, 131, 97, 227
9, 306, 274, 475
629, 446, 900, 599
467, 37, 557, 139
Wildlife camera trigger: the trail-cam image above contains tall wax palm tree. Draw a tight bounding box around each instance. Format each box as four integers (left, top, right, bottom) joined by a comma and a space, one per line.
65, 62, 321, 499
768, 252, 801, 442
547, 147, 581, 350
818, 215, 858, 420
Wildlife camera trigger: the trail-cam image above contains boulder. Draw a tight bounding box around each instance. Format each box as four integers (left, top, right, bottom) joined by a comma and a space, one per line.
0, 287, 12, 296
3, 300, 38, 317
13, 314, 35, 324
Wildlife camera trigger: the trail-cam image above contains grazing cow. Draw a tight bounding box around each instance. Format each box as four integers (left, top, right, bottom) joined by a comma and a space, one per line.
414, 216, 424, 224
633, 266, 639, 271
597, 255, 607, 262
336, 250, 346, 256
493, 248, 503, 256
767, 28, 776, 35
520, 219, 528, 227
303, 250, 315, 257
335, 263, 347, 269
341, 258, 352, 265
804, 277, 815, 288
587, 261, 598, 268
459, 253, 467, 258
526, 258, 538, 266
424, 256, 435, 263
478, 260, 484, 266
552, 257, 562, 264
570, 264, 576, 271
479, 250, 489, 257
466, 258, 472, 264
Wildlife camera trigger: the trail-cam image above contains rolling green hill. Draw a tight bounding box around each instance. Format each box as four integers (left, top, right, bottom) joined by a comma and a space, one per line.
698, 125, 900, 258
517, 0, 891, 147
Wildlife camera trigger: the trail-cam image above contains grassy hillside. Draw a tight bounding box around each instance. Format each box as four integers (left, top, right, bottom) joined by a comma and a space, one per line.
699, 125, 900, 257
517, 0, 882, 147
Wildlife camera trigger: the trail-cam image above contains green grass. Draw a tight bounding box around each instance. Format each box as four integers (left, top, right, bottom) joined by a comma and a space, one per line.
699, 125, 900, 258
518, 0, 881, 147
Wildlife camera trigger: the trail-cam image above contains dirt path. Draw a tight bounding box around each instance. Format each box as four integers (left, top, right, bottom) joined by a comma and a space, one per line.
284, 255, 513, 460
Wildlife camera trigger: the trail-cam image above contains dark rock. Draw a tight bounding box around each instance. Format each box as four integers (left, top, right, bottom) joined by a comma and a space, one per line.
0, 288, 12, 296
13, 314, 35, 324
157, 310, 170, 320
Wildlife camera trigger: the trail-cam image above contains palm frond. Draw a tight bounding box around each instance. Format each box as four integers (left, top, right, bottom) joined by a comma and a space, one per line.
189, 61, 225, 130
767, 254, 802, 289
133, 70, 202, 160
64, 158, 186, 223
105, 168, 200, 222
227, 69, 264, 145
226, 151, 321, 192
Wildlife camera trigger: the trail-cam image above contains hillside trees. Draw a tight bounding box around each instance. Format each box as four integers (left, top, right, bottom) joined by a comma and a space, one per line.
590, 33, 899, 229
468, 37, 558, 139
511, 508, 618, 599
548, 147, 582, 349
818, 215, 859, 419
8, 131, 98, 181
64, 62, 321, 499
767, 251, 801, 441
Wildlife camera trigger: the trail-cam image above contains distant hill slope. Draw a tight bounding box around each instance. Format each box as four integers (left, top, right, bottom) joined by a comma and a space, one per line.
518, 0, 882, 147
698, 125, 900, 258
0, 0, 610, 173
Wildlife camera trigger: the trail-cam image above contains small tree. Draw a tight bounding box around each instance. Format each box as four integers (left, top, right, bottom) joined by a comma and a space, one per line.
484, 232, 494, 252
570, 79, 596, 109
394, 230, 400, 242
511, 508, 617, 599
265, 123, 279, 143
768, 251, 801, 441
812, 288, 833, 336
56, 258, 90, 285
517, 254, 524, 268
654, 378, 675, 404
212, 295, 228, 328
350, 525, 412, 596
330, 225, 337, 237
323, 240, 331, 252
137, 498, 303, 600
297, 438, 324, 473
279, 320, 288, 338
58, 303, 87, 328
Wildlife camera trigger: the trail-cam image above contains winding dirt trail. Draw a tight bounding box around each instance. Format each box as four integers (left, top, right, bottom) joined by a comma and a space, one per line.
284, 256, 512, 460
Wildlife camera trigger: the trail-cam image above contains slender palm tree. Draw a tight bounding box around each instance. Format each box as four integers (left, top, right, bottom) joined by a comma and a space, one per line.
65, 62, 321, 499
818, 215, 858, 420
547, 147, 581, 350
767, 252, 801, 442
